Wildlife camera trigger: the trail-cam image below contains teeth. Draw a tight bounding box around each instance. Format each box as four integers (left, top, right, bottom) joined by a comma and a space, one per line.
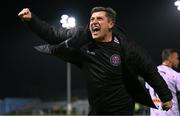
93, 27, 100, 32
91, 24, 100, 32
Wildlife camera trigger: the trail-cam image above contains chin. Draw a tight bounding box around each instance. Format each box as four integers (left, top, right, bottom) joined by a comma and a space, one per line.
92, 35, 102, 41
92, 36, 99, 40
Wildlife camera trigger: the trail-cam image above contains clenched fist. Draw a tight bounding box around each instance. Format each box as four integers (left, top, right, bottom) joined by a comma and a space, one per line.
18, 8, 32, 21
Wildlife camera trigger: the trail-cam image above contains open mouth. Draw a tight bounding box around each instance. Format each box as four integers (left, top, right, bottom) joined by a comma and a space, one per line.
92, 27, 101, 33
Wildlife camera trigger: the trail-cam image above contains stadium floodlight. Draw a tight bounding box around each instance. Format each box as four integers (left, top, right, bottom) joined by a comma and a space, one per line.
67, 17, 76, 28
175, 0, 180, 6
174, 0, 180, 11
60, 14, 76, 29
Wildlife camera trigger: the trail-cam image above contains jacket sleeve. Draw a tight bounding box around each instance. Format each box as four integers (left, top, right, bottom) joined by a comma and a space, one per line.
33, 39, 82, 68
124, 39, 172, 103
23, 13, 84, 45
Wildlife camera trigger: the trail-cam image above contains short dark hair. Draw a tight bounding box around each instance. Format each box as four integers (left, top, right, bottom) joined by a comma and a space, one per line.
91, 6, 116, 23
161, 48, 178, 61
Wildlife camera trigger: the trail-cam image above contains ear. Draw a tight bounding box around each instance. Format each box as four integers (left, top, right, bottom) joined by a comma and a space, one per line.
168, 55, 173, 64
108, 21, 114, 29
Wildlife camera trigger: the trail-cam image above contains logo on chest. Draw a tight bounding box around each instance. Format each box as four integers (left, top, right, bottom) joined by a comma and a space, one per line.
110, 54, 121, 66
86, 50, 96, 55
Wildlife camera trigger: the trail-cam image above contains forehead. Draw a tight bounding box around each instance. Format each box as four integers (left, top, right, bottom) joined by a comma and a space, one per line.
91, 11, 107, 18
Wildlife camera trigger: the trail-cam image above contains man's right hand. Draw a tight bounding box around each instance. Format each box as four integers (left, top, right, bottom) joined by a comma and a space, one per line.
18, 8, 32, 21
161, 100, 173, 111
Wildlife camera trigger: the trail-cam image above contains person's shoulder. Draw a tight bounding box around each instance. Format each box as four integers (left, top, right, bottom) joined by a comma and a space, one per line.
158, 65, 172, 70
157, 65, 167, 73
157, 65, 175, 76
157, 65, 164, 69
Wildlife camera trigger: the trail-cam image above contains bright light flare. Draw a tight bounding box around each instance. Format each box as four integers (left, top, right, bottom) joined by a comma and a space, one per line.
175, 0, 180, 6
60, 14, 76, 29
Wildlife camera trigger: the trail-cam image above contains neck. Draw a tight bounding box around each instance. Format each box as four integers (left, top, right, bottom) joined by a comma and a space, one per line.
162, 61, 172, 68
101, 32, 113, 42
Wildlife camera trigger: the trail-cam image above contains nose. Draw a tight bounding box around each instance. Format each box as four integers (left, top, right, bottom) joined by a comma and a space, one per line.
91, 18, 98, 24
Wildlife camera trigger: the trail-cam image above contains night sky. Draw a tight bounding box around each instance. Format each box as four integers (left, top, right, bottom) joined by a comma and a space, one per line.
1, 0, 180, 101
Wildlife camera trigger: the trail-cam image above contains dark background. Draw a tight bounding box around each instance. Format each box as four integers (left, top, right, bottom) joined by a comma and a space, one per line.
1, 0, 180, 101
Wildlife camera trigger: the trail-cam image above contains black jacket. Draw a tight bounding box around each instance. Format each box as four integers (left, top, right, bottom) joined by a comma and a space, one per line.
24, 14, 172, 108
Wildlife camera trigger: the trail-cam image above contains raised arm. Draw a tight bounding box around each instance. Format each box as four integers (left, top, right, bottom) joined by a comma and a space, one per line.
18, 8, 84, 45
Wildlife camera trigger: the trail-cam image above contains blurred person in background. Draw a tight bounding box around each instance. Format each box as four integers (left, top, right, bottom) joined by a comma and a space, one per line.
146, 48, 180, 116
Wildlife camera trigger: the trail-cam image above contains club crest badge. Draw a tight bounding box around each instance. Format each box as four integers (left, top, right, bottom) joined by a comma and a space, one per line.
110, 54, 121, 66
